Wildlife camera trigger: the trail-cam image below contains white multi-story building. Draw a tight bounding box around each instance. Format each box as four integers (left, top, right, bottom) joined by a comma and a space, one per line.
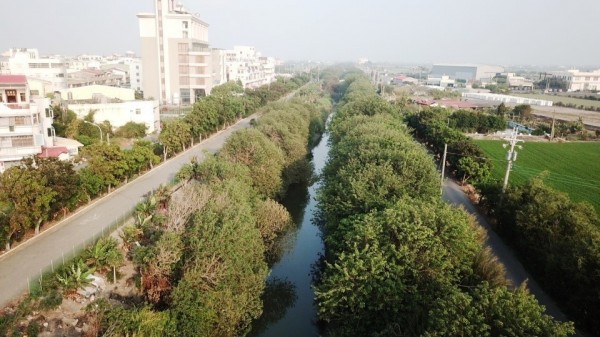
0, 48, 67, 92
224, 46, 275, 89
554, 69, 600, 92
138, 0, 213, 105
0, 75, 55, 172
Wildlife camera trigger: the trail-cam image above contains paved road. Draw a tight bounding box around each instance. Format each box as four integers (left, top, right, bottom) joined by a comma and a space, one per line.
442, 179, 575, 326
0, 115, 255, 307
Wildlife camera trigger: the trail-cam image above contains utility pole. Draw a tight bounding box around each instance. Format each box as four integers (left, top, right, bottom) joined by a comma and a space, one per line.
440, 143, 448, 196
550, 110, 556, 140
502, 128, 523, 192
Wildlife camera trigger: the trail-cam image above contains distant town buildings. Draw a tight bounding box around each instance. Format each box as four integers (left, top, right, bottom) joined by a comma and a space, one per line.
553, 69, 600, 92
0, 48, 67, 93
505, 73, 534, 91
430, 64, 504, 82
0, 75, 57, 172
223, 46, 276, 89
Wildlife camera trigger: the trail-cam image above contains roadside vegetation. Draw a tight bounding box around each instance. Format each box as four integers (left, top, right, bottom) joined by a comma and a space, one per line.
0, 76, 309, 253
406, 99, 599, 334
0, 82, 332, 336
314, 70, 573, 336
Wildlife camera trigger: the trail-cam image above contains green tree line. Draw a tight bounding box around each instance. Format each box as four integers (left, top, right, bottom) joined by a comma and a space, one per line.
314, 71, 573, 337
406, 101, 599, 334
86, 84, 332, 336
0, 77, 310, 252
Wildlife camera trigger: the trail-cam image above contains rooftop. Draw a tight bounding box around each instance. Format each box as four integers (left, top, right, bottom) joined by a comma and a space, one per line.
0, 75, 27, 85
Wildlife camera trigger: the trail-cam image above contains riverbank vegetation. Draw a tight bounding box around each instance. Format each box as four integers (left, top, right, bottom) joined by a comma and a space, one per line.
314, 70, 574, 336
0, 80, 331, 336
406, 101, 599, 334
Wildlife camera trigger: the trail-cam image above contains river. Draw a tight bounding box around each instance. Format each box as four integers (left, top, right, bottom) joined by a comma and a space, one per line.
249, 123, 331, 337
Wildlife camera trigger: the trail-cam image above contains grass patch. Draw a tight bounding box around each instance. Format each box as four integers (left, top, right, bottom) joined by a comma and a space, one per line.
514, 93, 600, 109
475, 140, 600, 213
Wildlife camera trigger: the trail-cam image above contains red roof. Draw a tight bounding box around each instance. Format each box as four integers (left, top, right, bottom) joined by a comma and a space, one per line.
0, 75, 27, 85
437, 99, 478, 109
38, 147, 69, 158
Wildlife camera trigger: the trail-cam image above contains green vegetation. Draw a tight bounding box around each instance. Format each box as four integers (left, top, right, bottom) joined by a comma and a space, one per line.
0, 77, 310, 252
479, 179, 600, 333
87, 84, 331, 336
314, 70, 572, 336
406, 104, 599, 333
475, 140, 600, 213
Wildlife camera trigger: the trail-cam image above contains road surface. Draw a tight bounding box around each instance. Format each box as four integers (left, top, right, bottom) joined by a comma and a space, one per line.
0, 115, 255, 308
443, 179, 571, 324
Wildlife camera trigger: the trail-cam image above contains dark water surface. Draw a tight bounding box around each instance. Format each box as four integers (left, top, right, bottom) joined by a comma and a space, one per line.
250, 129, 331, 337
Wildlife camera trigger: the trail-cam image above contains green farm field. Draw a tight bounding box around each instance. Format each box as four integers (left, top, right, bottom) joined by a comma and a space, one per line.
475, 140, 600, 213
514, 93, 600, 109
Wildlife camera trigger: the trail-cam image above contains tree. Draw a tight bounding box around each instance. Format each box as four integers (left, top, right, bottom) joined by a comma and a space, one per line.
23, 157, 80, 218
513, 104, 533, 121
115, 122, 147, 138
219, 128, 285, 198
159, 119, 191, 158
0, 166, 56, 247
81, 143, 129, 191
457, 156, 491, 185
123, 140, 161, 176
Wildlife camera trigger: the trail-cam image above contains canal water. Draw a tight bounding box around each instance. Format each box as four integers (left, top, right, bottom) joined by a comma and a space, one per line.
250, 122, 331, 337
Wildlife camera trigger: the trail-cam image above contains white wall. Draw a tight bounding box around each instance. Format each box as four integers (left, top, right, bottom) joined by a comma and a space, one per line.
68, 100, 160, 133
60, 85, 135, 101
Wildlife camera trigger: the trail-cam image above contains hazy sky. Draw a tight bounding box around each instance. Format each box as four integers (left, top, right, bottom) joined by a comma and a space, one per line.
1, 0, 599, 66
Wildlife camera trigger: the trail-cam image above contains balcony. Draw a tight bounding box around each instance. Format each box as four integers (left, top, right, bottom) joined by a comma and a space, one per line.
0, 146, 41, 161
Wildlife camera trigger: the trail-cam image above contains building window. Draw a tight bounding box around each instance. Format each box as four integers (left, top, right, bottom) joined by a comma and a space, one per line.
178, 43, 188, 52
182, 21, 188, 29
47, 127, 53, 137
30, 90, 39, 96
67, 92, 73, 100
15, 117, 27, 125
19, 92, 26, 102
178, 54, 189, 63
9, 125, 15, 132
12, 135, 34, 147
180, 89, 190, 104
45, 107, 53, 118
135, 108, 141, 115
179, 77, 190, 85
182, 31, 188, 38
179, 65, 189, 74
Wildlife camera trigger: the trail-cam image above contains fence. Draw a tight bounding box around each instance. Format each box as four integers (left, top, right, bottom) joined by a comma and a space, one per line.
26, 208, 134, 296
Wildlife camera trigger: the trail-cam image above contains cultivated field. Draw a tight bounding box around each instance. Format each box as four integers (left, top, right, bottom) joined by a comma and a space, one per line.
475, 140, 600, 213
514, 93, 600, 109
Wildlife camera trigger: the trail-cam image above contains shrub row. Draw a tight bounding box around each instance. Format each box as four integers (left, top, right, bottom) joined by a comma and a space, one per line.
407, 104, 599, 334
314, 72, 573, 337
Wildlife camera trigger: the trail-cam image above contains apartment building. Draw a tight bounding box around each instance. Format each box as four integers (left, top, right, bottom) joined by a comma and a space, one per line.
0, 75, 55, 172
224, 46, 276, 89
138, 0, 213, 105
0, 48, 67, 93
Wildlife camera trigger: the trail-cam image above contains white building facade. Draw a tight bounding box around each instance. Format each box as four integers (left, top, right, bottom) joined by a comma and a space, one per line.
68, 100, 160, 134
224, 46, 275, 89
0, 75, 55, 172
554, 69, 600, 92
138, 0, 213, 105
